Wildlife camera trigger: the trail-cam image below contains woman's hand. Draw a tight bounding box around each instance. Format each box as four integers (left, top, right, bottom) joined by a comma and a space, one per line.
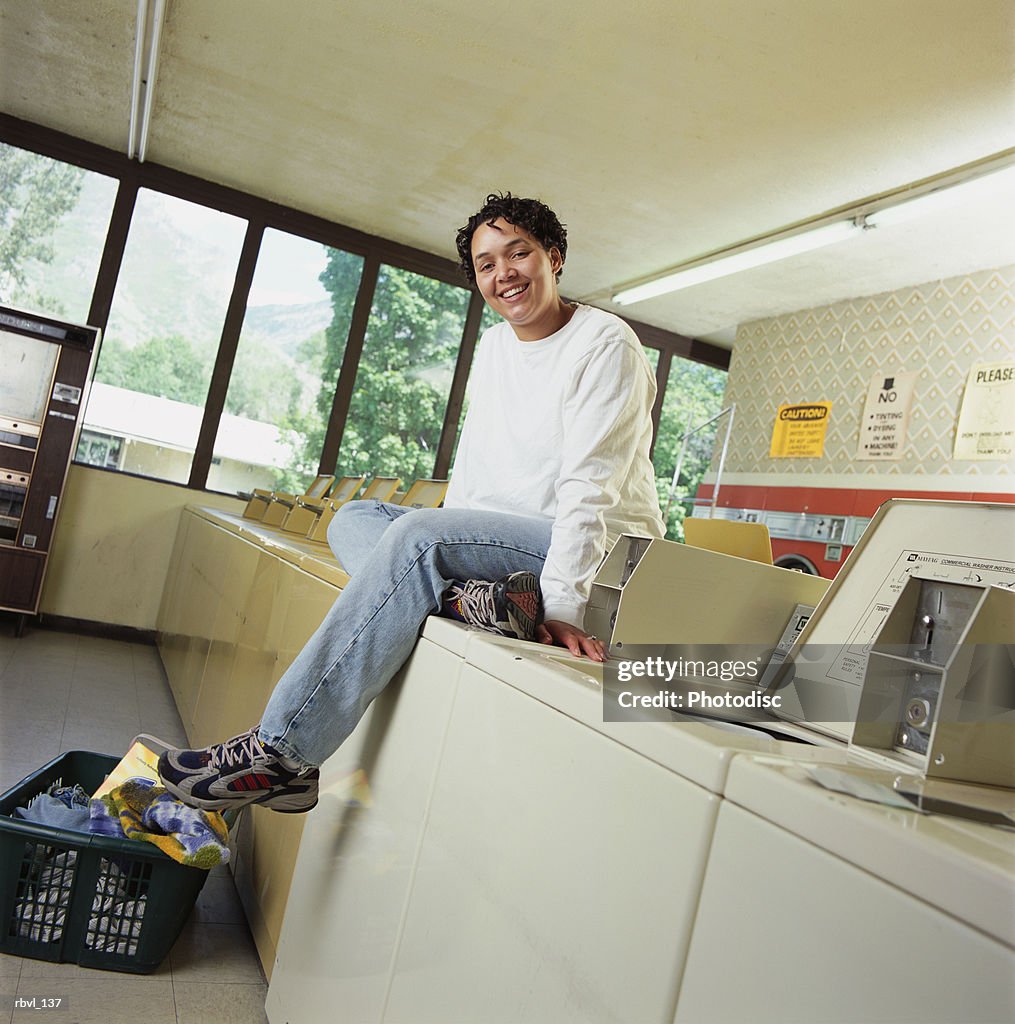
535, 619, 608, 662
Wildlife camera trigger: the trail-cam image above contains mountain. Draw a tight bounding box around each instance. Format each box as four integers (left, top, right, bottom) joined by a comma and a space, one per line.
241, 300, 333, 357
11, 167, 333, 366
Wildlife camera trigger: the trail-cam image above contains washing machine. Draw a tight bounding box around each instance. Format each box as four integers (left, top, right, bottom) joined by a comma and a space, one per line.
675, 754, 1015, 1023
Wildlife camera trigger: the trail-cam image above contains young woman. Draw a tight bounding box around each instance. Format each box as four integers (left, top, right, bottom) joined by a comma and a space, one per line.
159, 193, 664, 812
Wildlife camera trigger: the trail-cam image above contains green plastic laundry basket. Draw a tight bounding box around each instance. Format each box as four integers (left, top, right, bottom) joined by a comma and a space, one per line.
0, 750, 210, 974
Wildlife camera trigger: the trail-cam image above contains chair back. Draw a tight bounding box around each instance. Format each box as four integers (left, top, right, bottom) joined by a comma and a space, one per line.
359, 477, 402, 503
398, 479, 449, 509
329, 475, 366, 505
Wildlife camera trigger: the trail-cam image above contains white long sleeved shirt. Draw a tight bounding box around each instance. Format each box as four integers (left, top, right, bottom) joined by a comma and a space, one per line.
444, 303, 665, 627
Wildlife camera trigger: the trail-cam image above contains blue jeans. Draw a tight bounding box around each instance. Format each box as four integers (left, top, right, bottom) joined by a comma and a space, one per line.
258, 500, 552, 766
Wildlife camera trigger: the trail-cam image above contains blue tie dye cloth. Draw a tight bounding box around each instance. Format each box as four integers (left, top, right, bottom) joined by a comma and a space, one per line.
89, 778, 230, 869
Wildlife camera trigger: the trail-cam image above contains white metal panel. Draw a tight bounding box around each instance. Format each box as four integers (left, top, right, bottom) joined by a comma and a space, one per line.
466, 633, 848, 794
770, 499, 1015, 741
723, 756, 1015, 947
383, 663, 720, 1024
266, 638, 463, 1024
676, 801, 1015, 1023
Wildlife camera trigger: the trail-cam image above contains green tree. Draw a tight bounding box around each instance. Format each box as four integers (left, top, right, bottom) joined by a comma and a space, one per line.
304, 250, 366, 463
314, 255, 469, 485
0, 144, 85, 310
97, 334, 213, 404
223, 333, 306, 423
651, 360, 729, 539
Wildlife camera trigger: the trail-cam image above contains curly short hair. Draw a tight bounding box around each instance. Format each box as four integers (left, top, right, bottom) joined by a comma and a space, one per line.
456, 193, 567, 285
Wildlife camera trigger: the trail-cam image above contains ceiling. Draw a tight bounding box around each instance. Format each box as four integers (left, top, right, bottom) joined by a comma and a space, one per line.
2, 0, 1013, 349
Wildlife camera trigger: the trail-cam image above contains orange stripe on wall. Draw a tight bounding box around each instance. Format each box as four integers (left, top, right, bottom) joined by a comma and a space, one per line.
695, 485, 1014, 517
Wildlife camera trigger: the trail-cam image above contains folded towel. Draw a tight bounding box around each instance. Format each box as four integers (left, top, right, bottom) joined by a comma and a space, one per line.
90, 778, 230, 869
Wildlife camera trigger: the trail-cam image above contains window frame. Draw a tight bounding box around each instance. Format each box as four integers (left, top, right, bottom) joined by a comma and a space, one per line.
0, 112, 730, 493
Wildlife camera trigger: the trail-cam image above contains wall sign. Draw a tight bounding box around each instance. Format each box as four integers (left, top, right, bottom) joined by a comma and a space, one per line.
769, 402, 832, 458
856, 371, 917, 460
954, 361, 1015, 461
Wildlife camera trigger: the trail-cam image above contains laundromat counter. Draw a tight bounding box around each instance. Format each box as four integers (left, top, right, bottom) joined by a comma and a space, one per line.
156, 504, 350, 977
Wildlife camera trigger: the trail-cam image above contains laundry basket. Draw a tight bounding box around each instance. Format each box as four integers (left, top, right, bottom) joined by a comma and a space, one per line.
0, 750, 211, 974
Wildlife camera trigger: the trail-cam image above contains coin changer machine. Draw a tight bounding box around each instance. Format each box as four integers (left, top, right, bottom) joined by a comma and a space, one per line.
591, 499, 1015, 794
0, 306, 100, 633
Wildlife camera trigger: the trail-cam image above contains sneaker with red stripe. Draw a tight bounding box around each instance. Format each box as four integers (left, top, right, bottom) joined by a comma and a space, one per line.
444, 571, 541, 641
158, 728, 319, 813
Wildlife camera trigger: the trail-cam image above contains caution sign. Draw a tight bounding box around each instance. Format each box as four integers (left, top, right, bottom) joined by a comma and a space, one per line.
769, 402, 832, 458
954, 361, 1015, 461
856, 372, 917, 460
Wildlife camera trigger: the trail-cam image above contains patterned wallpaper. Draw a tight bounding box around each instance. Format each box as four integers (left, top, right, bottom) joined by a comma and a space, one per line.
723, 264, 1015, 478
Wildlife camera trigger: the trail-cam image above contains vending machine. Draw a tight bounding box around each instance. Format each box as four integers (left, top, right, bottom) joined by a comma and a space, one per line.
0, 306, 100, 632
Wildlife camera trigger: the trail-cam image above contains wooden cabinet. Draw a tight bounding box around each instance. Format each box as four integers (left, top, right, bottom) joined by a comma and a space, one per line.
0, 307, 99, 627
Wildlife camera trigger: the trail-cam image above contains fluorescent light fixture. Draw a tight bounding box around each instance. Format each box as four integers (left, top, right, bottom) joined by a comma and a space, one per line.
128, 0, 167, 162
613, 220, 860, 304
865, 162, 1015, 228
127, 0, 146, 159
612, 158, 1015, 305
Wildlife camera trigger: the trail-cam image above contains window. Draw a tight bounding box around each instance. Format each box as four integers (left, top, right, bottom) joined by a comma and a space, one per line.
445, 301, 501, 472
3, 122, 722, 501
478, 303, 501, 336
78, 189, 247, 483
0, 142, 118, 322
335, 265, 470, 487
206, 229, 364, 495
651, 358, 728, 539
77, 429, 124, 470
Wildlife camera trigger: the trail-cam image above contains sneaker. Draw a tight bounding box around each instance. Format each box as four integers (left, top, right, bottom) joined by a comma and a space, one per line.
444, 570, 541, 641
158, 728, 319, 814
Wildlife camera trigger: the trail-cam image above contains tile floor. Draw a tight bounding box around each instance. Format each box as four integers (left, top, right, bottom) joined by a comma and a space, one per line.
0, 618, 269, 1024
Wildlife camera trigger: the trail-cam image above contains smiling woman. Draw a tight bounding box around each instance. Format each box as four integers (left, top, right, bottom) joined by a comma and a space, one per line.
157, 193, 665, 820
470, 220, 573, 341
444, 193, 665, 656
